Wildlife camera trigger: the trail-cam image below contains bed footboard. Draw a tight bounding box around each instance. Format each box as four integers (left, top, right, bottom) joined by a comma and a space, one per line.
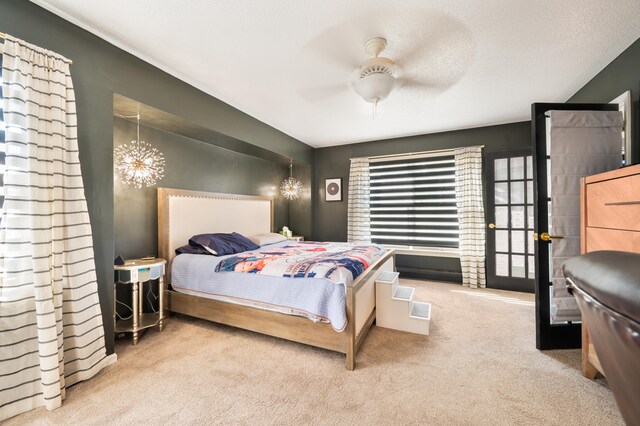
345, 251, 395, 370
163, 249, 395, 371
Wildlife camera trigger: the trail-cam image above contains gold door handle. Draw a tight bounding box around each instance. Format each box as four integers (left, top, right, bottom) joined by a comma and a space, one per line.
488, 223, 496, 229
533, 232, 564, 241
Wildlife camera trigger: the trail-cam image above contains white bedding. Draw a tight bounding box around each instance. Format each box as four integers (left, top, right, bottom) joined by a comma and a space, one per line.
170, 241, 350, 331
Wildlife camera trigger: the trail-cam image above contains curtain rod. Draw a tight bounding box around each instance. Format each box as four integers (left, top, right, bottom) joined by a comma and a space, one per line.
351, 145, 484, 162
0, 32, 74, 64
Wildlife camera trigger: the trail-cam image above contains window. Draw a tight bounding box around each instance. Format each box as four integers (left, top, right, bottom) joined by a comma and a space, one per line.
0, 53, 4, 213
369, 153, 459, 249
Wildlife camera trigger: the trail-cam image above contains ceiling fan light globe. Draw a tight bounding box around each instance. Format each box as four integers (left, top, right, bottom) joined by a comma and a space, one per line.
353, 72, 397, 103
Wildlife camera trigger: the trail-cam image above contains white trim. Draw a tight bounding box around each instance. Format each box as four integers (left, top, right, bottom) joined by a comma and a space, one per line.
610, 90, 632, 165
367, 149, 455, 163
105, 353, 118, 366
382, 245, 460, 258
354, 145, 486, 163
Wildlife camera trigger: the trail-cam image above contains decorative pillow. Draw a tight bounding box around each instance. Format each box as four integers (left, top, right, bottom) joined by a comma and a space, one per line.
175, 244, 211, 255
188, 232, 259, 256
248, 232, 287, 246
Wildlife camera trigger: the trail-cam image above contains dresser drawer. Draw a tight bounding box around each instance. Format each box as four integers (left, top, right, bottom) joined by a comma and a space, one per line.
585, 228, 640, 253
586, 174, 640, 231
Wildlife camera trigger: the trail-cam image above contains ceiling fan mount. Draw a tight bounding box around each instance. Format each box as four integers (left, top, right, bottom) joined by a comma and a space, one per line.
363, 37, 388, 57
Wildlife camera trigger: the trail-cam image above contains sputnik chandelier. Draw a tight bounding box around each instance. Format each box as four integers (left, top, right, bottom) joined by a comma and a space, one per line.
114, 113, 165, 189
280, 159, 302, 200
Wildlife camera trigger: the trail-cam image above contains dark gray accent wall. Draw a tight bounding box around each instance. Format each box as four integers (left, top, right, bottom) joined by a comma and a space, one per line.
315, 122, 531, 241
569, 38, 640, 164
113, 118, 294, 258
0, 0, 313, 354
286, 164, 313, 239
314, 122, 532, 280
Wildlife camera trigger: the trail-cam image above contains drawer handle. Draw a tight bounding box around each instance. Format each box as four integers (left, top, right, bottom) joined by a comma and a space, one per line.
604, 201, 640, 206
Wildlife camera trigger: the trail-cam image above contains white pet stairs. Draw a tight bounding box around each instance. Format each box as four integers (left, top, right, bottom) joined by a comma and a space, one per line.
375, 271, 431, 335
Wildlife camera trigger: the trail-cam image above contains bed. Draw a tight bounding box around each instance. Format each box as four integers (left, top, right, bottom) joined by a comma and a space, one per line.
158, 188, 395, 370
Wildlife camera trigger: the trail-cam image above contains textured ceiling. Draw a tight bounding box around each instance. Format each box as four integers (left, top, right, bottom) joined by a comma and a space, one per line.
31, 0, 640, 147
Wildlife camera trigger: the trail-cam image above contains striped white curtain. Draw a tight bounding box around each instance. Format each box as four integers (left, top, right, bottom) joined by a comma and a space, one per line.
347, 157, 371, 243
0, 35, 108, 420
454, 146, 486, 288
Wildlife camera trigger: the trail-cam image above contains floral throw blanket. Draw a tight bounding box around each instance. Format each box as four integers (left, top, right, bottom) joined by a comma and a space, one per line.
215, 242, 385, 285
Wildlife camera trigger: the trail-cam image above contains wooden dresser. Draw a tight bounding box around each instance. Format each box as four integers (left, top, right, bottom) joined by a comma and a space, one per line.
580, 163, 640, 378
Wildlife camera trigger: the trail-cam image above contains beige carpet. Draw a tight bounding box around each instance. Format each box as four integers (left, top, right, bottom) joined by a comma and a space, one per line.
6, 280, 623, 425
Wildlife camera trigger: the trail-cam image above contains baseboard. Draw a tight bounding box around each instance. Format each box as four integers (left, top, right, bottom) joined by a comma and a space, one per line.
397, 267, 462, 283
105, 353, 118, 366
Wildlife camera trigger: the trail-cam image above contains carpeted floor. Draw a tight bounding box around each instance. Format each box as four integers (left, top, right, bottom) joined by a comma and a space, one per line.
6, 280, 623, 425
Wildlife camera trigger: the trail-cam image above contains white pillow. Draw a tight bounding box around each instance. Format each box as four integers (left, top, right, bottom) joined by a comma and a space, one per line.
248, 232, 287, 246
203, 246, 218, 255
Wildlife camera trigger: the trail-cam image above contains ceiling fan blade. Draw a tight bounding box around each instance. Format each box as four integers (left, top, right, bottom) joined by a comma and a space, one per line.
296, 83, 347, 103
390, 10, 475, 90
395, 77, 449, 97
394, 44, 427, 68
398, 76, 447, 90
302, 30, 360, 74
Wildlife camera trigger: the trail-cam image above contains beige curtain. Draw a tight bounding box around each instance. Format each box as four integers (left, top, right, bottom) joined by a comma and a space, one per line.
454, 146, 486, 288
347, 157, 371, 243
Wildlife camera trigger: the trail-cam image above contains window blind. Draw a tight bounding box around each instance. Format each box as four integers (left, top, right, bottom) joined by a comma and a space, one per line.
369, 154, 459, 248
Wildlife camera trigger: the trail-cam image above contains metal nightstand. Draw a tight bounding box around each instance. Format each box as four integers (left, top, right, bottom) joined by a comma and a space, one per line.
114, 258, 166, 345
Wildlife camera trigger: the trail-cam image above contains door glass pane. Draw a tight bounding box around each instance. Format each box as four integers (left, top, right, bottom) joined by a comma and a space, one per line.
511, 206, 525, 229
495, 182, 509, 204
547, 158, 552, 195
528, 230, 535, 254
527, 206, 534, 229
526, 156, 533, 179
496, 253, 509, 277
495, 206, 508, 228
548, 244, 553, 280
495, 158, 508, 181
511, 230, 525, 253
545, 117, 551, 153
510, 157, 524, 180
527, 181, 533, 204
496, 230, 509, 252
528, 255, 535, 279
511, 182, 525, 204
512, 255, 526, 278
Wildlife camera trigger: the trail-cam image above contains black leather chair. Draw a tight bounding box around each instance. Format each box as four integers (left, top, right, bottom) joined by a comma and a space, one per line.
563, 251, 640, 426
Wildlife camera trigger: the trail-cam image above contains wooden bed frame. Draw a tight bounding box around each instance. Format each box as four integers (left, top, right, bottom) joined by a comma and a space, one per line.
158, 188, 394, 370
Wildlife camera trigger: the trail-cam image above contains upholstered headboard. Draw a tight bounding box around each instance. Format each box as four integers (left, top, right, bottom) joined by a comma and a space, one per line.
157, 188, 273, 283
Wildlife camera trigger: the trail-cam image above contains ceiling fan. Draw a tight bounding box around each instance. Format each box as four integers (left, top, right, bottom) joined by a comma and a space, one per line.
297, 35, 445, 114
